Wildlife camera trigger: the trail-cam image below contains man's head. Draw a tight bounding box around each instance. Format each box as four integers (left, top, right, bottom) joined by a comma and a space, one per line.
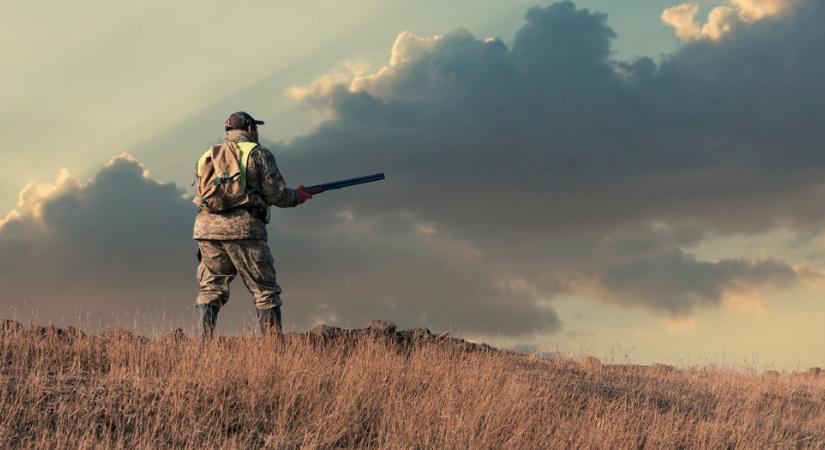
225, 111, 265, 136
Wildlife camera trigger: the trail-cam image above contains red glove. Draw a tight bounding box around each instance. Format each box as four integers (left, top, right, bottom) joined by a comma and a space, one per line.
296, 185, 313, 204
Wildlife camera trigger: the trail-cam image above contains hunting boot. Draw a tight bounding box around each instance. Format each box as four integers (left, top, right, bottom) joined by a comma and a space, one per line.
195, 302, 220, 340
257, 306, 282, 337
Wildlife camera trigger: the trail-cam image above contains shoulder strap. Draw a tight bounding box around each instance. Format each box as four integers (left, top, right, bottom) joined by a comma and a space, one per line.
196, 145, 221, 173
235, 142, 258, 188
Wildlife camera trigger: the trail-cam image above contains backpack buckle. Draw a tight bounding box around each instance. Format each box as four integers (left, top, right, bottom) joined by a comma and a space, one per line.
213, 172, 230, 187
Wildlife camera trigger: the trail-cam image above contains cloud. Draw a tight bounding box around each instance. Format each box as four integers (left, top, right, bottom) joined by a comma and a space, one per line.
0, 155, 559, 336
285, 0, 825, 239
0, 155, 196, 315
731, 0, 793, 21
722, 289, 767, 314
661, 4, 738, 41
350, 31, 444, 99
662, 0, 794, 41
661, 4, 705, 41
595, 250, 797, 316
279, 0, 825, 317
277, 210, 561, 336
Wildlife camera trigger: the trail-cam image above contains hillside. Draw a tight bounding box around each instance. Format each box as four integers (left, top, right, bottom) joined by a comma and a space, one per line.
1, 319, 824, 449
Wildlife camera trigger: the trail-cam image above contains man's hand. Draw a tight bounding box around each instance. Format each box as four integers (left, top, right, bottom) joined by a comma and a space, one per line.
296, 185, 313, 205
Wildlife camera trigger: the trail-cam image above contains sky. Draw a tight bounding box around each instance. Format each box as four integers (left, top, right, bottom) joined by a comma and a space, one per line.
2, 0, 824, 369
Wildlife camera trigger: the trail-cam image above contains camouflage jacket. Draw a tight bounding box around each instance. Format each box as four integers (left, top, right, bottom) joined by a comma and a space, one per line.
193, 130, 300, 240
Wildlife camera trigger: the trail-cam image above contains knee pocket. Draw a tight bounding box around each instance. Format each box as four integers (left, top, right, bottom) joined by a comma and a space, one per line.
249, 246, 276, 279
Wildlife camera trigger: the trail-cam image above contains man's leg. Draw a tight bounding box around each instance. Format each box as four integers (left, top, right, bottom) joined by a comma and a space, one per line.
224, 239, 284, 336
195, 240, 237, 339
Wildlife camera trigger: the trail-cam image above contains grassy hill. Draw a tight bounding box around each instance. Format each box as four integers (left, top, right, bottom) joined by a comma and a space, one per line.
1, 320, 824, 449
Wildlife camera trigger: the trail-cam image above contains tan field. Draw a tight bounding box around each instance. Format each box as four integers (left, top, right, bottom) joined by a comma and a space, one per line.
1, 320, 824, 449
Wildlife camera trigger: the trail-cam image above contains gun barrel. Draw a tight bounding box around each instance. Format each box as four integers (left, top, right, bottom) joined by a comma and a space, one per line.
304, 172, 385, 195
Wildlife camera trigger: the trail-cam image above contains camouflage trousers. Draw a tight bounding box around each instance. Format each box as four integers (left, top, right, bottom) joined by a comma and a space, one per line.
195, 239, 283, 310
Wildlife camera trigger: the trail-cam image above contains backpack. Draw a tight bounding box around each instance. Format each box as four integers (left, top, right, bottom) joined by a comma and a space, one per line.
193, 141, 256, 213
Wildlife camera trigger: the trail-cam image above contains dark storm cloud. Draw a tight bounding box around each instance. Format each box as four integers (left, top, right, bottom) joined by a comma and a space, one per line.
2, 1, 823, 335
282, 0, 825, 238
0, 155, 198, 327
276, 215, 560, 335
598, 250, 798, 316
0, 156, 558, 336
273, 0, 825, 313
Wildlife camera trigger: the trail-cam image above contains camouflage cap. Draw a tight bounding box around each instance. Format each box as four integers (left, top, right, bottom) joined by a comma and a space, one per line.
225, 111, 265, 130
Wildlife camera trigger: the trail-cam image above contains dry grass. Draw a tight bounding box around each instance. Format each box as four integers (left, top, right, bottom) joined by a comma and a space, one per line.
2, 321, 825, 449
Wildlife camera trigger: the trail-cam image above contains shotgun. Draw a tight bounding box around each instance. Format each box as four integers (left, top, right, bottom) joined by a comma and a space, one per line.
303, 173, 386, 195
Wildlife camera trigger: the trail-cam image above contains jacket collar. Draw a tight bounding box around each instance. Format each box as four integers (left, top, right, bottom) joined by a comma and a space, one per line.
225, 129, 259, 144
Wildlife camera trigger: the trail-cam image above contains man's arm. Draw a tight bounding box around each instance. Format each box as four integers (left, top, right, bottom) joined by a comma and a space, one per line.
249, 147, 301, 207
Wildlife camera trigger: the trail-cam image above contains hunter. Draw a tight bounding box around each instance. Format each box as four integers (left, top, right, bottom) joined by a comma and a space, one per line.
192, 111, 312, 339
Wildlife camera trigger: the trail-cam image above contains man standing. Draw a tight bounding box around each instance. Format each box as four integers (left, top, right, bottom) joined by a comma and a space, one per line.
192, 111, 311, 339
